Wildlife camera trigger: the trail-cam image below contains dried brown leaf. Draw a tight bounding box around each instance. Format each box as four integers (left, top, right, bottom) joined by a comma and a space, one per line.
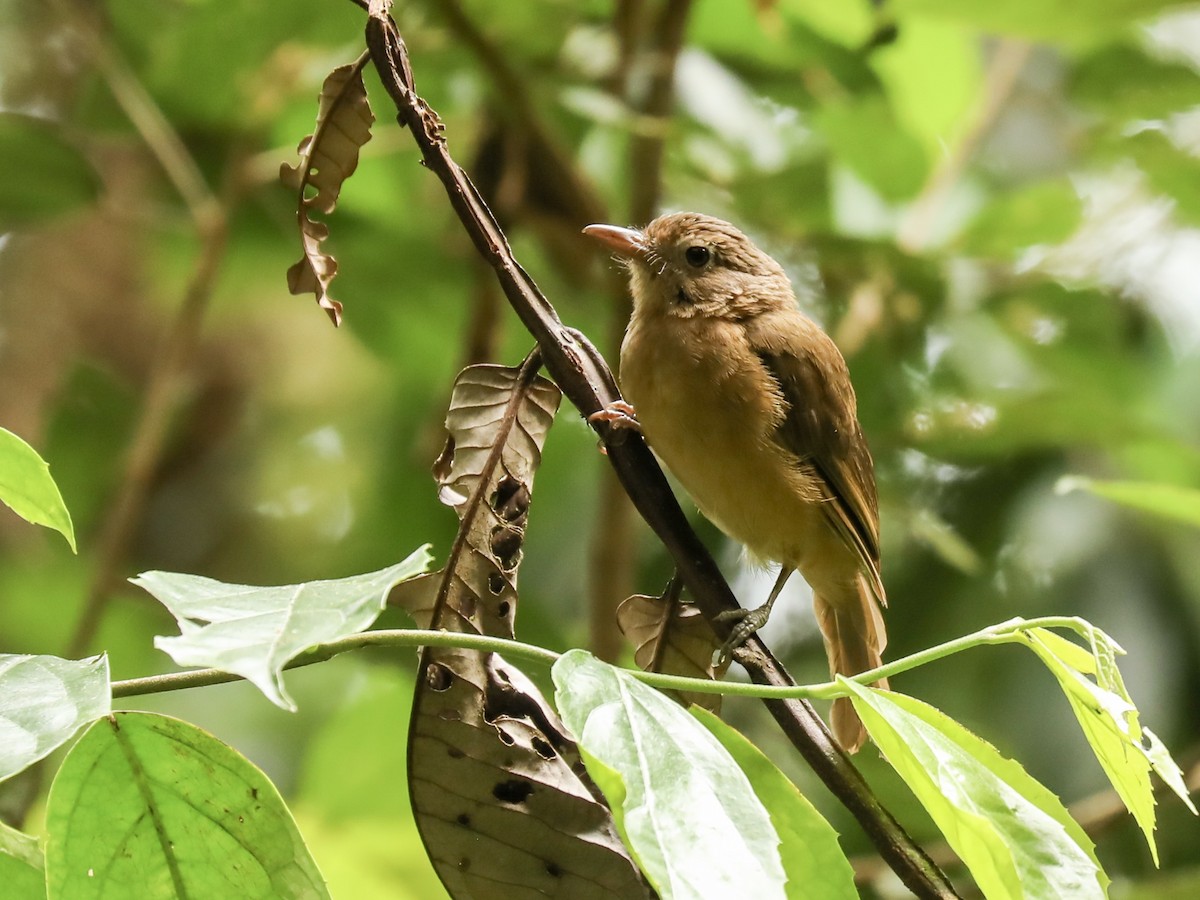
281, 55, 374, 326
618, 589, 729, 713
400, 360, 647, 898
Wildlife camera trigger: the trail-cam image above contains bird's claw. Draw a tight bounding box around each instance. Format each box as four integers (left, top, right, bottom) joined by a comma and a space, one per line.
588, 400, 641, 432
713, 605, 771, 667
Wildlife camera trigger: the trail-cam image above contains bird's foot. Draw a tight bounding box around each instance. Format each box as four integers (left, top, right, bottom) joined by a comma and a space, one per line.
588, 400, 641, 432
713, 604, 772, 667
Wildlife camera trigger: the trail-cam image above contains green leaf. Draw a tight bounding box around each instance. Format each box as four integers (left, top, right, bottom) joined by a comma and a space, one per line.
45, 712, 329, 899
0, 654, 111, 782
890, 0, 1190, 41
1014, 625, 1198, 863
136, 546, 432, 710
690, 707, 857, 900
959, 179, 1083, 258
1070, 44, 1200, 121
1124, 129, 1200, 227
1057, 476, 1200, 529
0, 427, 77, 552
0, 114, 100, 230
812, 95, 928, 201
0, 822, 45, 900
842, 680, 1108, 899
553, 650, 787, 900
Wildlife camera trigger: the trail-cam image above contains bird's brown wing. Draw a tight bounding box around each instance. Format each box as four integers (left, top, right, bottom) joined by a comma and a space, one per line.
748, 318, 885, 605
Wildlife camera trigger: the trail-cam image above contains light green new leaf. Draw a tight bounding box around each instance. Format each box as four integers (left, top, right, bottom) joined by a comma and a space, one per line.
0, 654, 110, 782
45, 712, 329, 900
1057, 476, 1200, 529
0, 822, 45, 900
691, 707, 856, 900
1016, 626, 1197, 863
891, 0, 1187, 41
0, 427, 76, 552
553, 650, 786, 900
842, 680, 1107, 899
137, 545, 432, 710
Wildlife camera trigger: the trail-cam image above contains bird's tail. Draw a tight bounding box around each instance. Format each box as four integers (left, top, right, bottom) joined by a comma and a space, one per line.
814, 574, 888, 754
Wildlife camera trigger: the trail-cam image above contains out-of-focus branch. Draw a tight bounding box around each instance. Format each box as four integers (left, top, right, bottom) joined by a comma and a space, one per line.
898, 38, 1031, 253
363, 10, 957, 897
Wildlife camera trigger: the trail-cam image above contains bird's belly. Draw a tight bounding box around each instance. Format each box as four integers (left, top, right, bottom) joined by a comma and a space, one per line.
622, 322, 834, 570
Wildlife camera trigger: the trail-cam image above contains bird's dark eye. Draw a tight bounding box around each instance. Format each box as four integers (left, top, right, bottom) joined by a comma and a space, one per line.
684, 245, 711, 268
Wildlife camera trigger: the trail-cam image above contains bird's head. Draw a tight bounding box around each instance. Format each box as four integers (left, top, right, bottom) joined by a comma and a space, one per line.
584, 212, 793, 319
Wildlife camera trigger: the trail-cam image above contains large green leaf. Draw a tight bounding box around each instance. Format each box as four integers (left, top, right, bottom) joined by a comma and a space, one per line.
136, 546, 432, 709
1070, 44, 1200, 121
1057, 476, 1200, 529
0, 654, 110, 782
0, 822, 44, 900
0, 114, 100, 230
44, 712, 329, 900
690, 708, 857, 900
958, 179, 1083, 258
812, 95, 928, 201
553, 650, 786, 900
0, 427, 76, 552
842, 680, 1108, 899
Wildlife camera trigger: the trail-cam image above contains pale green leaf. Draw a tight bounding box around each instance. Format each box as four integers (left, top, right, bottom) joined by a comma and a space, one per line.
0, 822, 44, 900
890, 0, 1189, 41
959, 180, 1083, 258
0, 427, 76, 552
1017, 625, 1198, 861
691, 707, 856, 900
137, 546, 432, 710
813, 95, 928, 201
1057, 476, 1200, 529
45, 712, 329, 899
0, 654, 110, 782
553, 650, 786, 900
842, 680, 1107, 899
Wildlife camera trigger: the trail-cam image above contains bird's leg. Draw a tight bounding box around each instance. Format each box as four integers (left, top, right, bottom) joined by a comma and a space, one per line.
587, 400, 641, 433
714, 565, 794, 665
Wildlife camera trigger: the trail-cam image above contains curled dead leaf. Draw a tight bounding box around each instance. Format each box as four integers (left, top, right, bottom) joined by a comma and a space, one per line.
281, 54, 374, 325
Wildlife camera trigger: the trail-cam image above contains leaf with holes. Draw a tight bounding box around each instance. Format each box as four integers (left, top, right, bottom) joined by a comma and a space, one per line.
0, 654, 110, 783
617, 590, 727, 712
44, 712, 328, 899
138, 546, 431, 710
281, 56, 374, 325
405, 362, 646, 899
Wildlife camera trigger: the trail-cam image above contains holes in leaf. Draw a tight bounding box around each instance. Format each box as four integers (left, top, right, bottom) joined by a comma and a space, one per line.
492, 779, 534, 805
425, 662, 452, 691
488, 572, 506, 595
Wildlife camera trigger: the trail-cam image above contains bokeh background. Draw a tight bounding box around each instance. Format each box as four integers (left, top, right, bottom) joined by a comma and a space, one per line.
2, 0, 1199, 896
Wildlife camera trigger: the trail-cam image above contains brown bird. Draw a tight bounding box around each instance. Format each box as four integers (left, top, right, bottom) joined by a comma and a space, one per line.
584, 212, 888, 752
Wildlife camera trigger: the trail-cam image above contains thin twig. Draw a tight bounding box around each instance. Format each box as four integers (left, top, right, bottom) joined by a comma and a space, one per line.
897, 39, 1031, 253
363, 11, 957, 897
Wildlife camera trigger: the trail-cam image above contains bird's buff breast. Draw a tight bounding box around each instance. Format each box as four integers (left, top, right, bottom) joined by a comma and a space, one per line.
620, 314, 830, 568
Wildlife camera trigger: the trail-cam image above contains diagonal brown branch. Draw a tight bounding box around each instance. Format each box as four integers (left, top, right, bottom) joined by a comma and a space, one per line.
363, 9, 956, 898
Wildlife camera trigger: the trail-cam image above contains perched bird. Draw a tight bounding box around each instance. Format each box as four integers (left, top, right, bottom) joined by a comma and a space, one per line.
584, 212, 888, 752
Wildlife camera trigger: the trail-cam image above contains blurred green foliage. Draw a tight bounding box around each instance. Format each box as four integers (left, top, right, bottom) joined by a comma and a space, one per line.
2, 0, 1198, 894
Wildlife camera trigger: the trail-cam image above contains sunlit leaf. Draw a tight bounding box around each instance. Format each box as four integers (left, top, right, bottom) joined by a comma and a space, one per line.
842, 680, 1108, 899
0, 427, 76, 552
0, 113, 100, 230
812, 95, 928, 201
1014, 624, 1198, 862
1057, 476, 1200, 529
0, 822, 44, 900
282, 56, 375, 325
691, 708, 857, 900
0, 654, 110, 783
554, 650, 787, 900
1123, 129, 1200, 227
45, 712, 329, 899
1070, 44, 1200, 120
138, 546, 432, 710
